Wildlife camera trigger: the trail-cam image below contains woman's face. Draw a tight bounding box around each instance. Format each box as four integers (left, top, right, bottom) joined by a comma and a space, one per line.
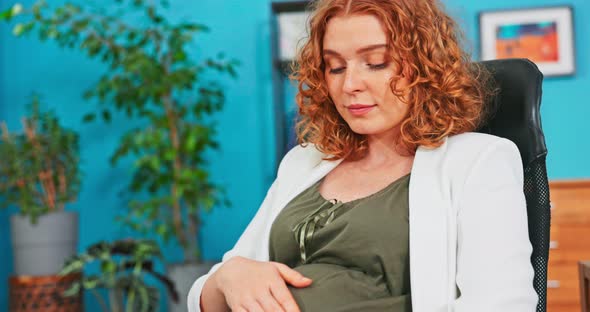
323, 14, 409, 136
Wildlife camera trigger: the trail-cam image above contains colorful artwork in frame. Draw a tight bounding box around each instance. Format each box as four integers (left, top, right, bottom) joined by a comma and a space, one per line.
479, 6, 575, 77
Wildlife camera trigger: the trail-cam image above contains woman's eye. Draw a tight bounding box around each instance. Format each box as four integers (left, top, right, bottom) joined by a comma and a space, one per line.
328, 62, 387, 74
368, 62, 388, 70
329, 67, 345, 74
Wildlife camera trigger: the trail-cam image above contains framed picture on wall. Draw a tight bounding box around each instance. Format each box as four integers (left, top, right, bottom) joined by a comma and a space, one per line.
271, 1, 311, 166
479, 6, 575, 77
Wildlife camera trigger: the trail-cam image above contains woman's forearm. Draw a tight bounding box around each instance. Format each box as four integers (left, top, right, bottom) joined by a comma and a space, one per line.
200, 272, 230, 312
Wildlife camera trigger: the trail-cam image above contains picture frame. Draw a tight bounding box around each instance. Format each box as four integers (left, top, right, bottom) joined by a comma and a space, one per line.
275, 5, 310, 63
270, 1, 311, 166
479, 6, 575, 77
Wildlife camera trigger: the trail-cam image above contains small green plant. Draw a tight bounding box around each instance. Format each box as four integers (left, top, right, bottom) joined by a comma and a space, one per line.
60, 239, 179, 312
0, 95, 81, 223
1, 0, 237, 262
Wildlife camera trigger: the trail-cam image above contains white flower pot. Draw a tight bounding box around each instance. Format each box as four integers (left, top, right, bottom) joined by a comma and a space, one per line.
10, 211, 78, 276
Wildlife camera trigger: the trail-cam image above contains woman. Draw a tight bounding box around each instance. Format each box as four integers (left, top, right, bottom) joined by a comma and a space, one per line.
188, 0, 538, 311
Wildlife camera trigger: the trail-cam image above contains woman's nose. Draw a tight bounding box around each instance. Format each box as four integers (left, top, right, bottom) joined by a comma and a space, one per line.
342, 65, 365, 94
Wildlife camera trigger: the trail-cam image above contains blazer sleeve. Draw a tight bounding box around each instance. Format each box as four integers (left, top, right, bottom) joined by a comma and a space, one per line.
453, 139, 539, 311
187, 179, 278, 312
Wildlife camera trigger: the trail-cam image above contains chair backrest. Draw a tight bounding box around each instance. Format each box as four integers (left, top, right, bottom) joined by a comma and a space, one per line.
475, 58, 550, 312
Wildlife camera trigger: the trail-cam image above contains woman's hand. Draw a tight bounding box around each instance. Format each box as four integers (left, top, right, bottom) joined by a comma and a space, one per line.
213, 256, 312, 312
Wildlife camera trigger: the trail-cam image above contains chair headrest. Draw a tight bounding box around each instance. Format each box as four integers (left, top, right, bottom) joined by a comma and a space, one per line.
476, 58, 547, 168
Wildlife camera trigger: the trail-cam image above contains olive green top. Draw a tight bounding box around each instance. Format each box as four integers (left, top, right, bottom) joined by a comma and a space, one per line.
269, 173, 412, 312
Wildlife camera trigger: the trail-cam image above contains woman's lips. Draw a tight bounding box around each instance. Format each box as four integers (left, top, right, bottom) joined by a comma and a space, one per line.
347, 105, 376, 116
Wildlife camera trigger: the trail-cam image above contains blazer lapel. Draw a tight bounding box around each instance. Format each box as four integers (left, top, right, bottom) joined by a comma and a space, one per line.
409, 140, 451, 312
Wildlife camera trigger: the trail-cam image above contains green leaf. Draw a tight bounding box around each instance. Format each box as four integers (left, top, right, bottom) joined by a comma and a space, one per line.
11, 3, 23, 15
0, 8, 13, 21
0, 3, 22, 21
82, 276, 101, 289
173, 51, 186, 62
12, 23, 25, 36
60, 257, 85, 275
227, 65, 238, 78
102, 110, 112, 123
82, 112, 96, 122
155, 223, 167, 237
63, 283, 81, 297
101, 259, 117, 274
47, 28, 59, 39
185, 131, 196, 152
72, 18, 90, 31
137, 285, 150, 312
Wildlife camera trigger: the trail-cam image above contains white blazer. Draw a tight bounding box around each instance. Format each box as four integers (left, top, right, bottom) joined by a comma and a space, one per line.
188, 132, 538, 312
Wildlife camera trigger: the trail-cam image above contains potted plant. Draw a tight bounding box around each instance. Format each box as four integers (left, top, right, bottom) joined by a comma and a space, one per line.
1, 1, 237, 309
0, 95, 81, 276
60, 239, 179, 312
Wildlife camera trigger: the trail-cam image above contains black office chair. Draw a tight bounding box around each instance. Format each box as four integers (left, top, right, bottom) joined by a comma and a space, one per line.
476, 58, 550, 312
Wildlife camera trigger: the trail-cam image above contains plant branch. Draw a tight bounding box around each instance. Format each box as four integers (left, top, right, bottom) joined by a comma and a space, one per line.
58, 164, 67, 211
161, 48, 187, 251
162, 92, 186, 251
21, 117, 57, 212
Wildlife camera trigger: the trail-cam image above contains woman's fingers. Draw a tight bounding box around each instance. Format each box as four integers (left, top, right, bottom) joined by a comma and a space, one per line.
270, 282, 301, 312
241, 299, 265, 312
271, 262, 313, 287
217, 257, 310, 312
257, 288, 287, 312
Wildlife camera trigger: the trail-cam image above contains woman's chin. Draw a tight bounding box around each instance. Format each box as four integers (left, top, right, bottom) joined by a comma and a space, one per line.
348, 124, 382, 135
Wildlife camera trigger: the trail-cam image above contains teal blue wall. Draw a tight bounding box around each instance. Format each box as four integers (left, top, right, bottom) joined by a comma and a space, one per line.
1, 0, 588, 310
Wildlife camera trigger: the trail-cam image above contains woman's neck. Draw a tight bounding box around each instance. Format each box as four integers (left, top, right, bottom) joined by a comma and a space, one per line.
352, 130, 414, 171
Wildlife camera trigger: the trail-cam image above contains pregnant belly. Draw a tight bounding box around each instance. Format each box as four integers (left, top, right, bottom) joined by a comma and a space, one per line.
289, 263, 409, 312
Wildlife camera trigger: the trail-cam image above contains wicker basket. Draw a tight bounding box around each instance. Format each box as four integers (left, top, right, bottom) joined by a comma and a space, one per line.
8, 273, 83, 312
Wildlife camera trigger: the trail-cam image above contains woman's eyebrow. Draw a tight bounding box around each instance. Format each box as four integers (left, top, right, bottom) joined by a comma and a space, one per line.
323, 44, 387, 57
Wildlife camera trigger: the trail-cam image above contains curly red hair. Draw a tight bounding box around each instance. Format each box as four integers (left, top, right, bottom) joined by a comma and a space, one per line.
291, 0, 495, 160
